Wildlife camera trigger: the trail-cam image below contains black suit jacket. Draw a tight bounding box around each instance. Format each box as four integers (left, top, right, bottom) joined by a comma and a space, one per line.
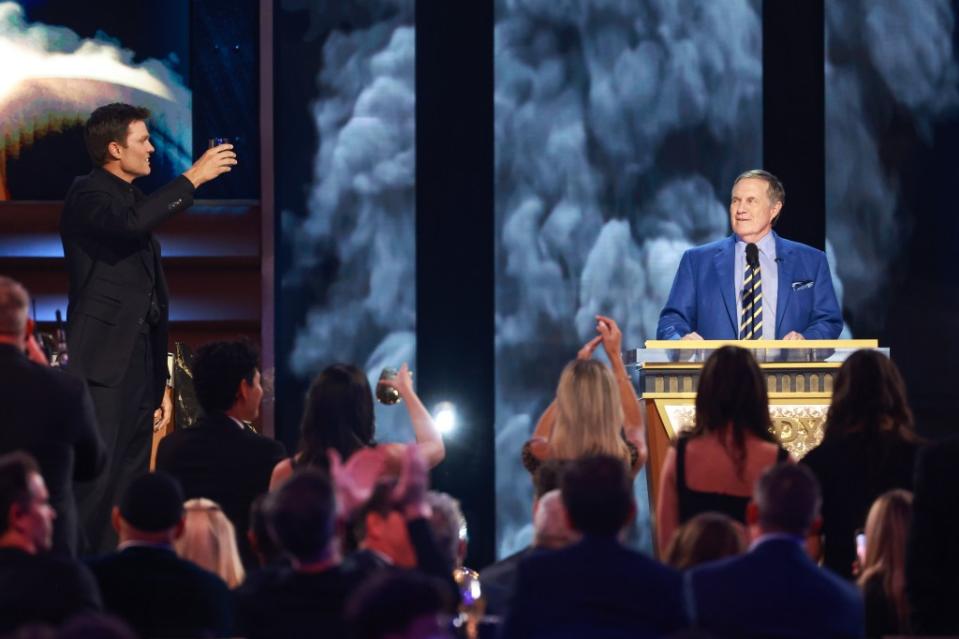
907, 436, 959, 635
155, 412, 286, 567
88, 545, 232, 638
0, 547, 102, 633
60, 167, 194, 406
0, 344, 106, 556
500, 536, 686, 639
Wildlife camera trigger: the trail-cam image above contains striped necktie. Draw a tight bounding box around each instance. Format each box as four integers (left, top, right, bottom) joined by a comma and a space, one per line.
740, 243, 762, 340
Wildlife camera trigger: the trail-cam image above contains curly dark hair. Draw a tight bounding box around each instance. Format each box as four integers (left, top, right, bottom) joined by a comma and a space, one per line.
297, 363, 375, 467
192, 340, 259, 413
688, 345, 776, 478
85, 103, 151, 166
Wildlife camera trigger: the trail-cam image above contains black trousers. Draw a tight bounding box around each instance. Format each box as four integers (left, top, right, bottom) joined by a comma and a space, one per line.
76, 328, 155, 555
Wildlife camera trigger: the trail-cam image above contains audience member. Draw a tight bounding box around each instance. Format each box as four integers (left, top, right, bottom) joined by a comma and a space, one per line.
270, 363, 445, 489
87, 472, 232, 638
234, 468, 353, 639
656, 345, 789, 551
687, 463, 863, 639
174, 498, 245, 588
426, 491, 468, 571
523, 316, 646, 476
664, 512, 745, 570
155, 340, 286, 569
858, 489, 912, 638
0, 277, 106, 557
57, 613, 137, 639
346, 571, 454, 639
480, 460, 573, 616
0, 452, 101, 633
344, 458, 453, 591
801, 349, 919, 579
906, 434, 959, 635
502, 455, 685, 639
246, 493, 285, 569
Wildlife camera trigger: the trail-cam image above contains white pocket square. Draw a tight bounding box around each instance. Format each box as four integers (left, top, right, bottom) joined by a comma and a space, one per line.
791, 280, 814, 291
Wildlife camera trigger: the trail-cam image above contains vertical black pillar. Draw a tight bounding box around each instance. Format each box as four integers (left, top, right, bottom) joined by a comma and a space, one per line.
763, 0, 825, 250
415, 1, 495, 568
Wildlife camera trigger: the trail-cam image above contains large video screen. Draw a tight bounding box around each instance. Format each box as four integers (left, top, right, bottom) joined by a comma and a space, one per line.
0, 0, 190, 200
493, 0, 763, 557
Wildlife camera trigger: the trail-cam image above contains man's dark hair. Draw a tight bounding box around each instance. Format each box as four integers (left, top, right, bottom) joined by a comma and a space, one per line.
192, 340, 259, 413
533, 459, 568, 500
0, 451, 39, 534
85, 103, 151, 166
346, 571, 453, 639
351, 479, 397, 546
754, 463, 821, 535
561, 455, 634, 537
268, 469, 336, 563
248, 494, 282, 566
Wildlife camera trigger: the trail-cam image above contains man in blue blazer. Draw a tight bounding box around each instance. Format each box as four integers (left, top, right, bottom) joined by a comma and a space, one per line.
687, 463, 864, 639
657, 170, 842, 340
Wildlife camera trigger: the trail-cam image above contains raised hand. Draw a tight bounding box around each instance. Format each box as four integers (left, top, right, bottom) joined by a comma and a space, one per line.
577, 335, 603, 361
596, 314, 623, 361
182, 144, 237, 189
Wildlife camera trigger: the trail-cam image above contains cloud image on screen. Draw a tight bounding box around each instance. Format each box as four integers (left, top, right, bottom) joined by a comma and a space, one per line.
0, 1, 191, 200
281, 0, 417, 444
494, 0, 763, 557
825, 0, 959, 337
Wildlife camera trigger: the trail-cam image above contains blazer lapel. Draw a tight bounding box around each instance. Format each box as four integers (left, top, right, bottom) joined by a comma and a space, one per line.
712, 236, 738, 336
774, 232, 794, 336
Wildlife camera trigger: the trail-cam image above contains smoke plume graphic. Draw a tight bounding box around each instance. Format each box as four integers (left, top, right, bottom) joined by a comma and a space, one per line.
0, 1, 191, 199
283, 0, 416, 443
494, 0, 763, 556
825, 0, 959, 336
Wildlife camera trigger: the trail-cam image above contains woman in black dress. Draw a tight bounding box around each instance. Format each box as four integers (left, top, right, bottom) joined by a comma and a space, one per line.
801, 349, 919, 579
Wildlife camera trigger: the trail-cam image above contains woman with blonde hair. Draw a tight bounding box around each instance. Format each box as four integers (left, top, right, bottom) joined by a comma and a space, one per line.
859, 489, 913, 638
522, 316, 646, 476
175, 498, 245, 588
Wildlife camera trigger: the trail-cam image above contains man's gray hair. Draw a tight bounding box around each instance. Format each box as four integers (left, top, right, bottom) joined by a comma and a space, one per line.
753, 463, 821, 535
0, 277, 29, 336
733, 169, 785, 205
425, 491, 467, 568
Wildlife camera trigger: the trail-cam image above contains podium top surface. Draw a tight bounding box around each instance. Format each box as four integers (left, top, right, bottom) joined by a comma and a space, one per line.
626, 339, 887, 366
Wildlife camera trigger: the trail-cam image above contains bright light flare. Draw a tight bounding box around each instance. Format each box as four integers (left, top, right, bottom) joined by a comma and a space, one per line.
434, 401, 457, 435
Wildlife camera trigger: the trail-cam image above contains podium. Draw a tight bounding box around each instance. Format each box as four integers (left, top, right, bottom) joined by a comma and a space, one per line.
625, 340, 886, 510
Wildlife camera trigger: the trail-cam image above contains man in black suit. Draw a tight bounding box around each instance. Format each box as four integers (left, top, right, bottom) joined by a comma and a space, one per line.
501, 455, 686, 639
907, 436, 959, 635
155, 340, 286, 568
0, 451, 102, 632
60, 103, 236, 553
87, 471, 232, 638
0, 277, 105, 556
688, 463, 863, 639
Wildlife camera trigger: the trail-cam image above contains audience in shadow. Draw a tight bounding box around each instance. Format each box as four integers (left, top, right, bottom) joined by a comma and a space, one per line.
686, 463, 863, 639
174, 497, 245, 588
858, 489, 912, 638
801, 349, 920, 579
664, 512, 745, 571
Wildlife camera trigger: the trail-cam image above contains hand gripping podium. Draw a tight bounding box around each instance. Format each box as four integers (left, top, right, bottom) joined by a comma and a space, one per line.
625, 339, 886, 510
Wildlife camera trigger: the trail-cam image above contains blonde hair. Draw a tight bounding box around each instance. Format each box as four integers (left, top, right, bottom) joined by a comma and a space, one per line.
550, 359, 630, 467
174, 498, 245, 588
858, 489, 913, 632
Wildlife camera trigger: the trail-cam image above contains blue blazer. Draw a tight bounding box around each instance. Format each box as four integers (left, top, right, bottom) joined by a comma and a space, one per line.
688, 538, 864, 639
657, 232, 842, 340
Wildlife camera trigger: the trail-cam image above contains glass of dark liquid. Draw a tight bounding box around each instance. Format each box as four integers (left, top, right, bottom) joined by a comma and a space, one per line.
376, 367, 402, 405
208, 137, 233, 149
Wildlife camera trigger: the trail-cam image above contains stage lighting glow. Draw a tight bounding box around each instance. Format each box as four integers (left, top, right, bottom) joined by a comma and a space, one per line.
434, 401, 457, 435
